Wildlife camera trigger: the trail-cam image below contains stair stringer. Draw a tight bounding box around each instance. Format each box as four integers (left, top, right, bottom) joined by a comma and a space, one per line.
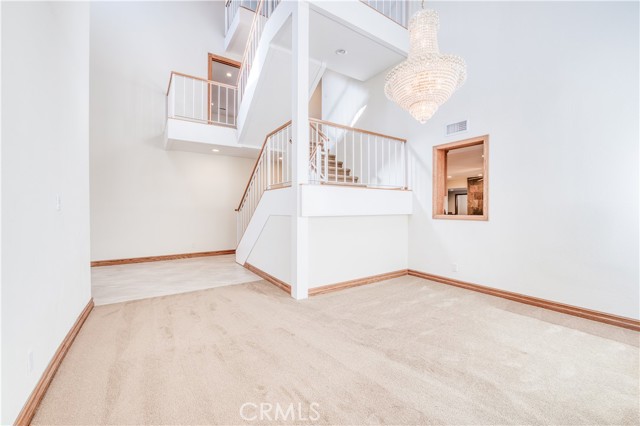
236, 2, 326, 148
236, 1, 293, 146
236, 187, 294, 265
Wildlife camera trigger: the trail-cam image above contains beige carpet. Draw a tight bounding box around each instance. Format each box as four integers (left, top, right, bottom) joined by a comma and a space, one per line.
33, 276, 639, 425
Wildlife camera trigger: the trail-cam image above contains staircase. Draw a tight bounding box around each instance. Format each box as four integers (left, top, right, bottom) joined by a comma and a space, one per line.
310, 143, 360, 184
237, 118, 406, 242
322, 154, 359, 184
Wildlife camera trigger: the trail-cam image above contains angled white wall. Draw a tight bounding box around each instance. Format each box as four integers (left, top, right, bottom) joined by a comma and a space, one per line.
358, 1, 639, 319
321, 69, 369, 126
236, 187, 294, 265
246, 215, 292, 285
1, 2, 91, 423
90, 1, 254, 261
308, 215, 408, 288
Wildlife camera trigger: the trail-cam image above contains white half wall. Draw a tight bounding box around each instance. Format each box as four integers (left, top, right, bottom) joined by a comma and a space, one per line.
246, 215, 292, 285
301, 185, 412, 217
1, 2, 91, 423
308, 215, 408, 288
90, 1, 254, 261
358, 1, 639, 319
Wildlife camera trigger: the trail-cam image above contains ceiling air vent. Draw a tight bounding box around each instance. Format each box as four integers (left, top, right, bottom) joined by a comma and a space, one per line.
446, 120, 468, 136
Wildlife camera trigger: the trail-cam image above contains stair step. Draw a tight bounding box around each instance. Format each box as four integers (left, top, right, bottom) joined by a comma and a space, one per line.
325, 174, 359, 183
326, 166, 351, 176
312, 161, 344, 168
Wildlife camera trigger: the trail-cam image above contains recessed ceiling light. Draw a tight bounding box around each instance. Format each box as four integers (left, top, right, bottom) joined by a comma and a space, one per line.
211, 148, 220, 152
335, 49, 347, 55
226, 72, 232, 77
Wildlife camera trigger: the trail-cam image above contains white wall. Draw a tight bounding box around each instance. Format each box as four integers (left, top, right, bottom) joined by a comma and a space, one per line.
1, 2, 91, 423
321, 69, 368, 126
246, 215, 292, 284
0, 1, 4, 419
90, 1, 254, 261
308, 216, 408, 288
359, 2, 639, 319
309, 82, 322, 120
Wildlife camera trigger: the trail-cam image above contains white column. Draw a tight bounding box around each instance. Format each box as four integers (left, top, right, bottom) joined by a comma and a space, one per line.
290, 0, 309, 300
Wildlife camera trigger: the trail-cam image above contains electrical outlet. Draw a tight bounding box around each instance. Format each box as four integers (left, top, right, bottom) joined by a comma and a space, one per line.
27, 350, 34, 373
452, 263, 459, 272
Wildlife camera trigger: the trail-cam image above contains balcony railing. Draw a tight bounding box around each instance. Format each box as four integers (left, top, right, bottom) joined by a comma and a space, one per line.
225, 0, 260, 34
361, 0, 409, 27
167, 72, 237, 127
236, 121, 292, 239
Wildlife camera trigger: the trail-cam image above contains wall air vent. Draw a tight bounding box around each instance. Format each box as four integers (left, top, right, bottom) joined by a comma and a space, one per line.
446, 120, 468, 136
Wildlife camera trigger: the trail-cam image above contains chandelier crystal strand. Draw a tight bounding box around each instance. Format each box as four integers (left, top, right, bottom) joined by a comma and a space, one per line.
385, 9, 467, 123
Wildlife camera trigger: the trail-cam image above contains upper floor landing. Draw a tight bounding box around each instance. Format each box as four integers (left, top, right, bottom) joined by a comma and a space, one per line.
165, 0, 411, 157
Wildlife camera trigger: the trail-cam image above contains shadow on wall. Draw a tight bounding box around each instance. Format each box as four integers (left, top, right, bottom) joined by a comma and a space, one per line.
408, 142, 432, 211
322, 70, 369, 125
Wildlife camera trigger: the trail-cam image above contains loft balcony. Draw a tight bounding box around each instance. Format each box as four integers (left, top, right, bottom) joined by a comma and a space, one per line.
164, 72, 258, 158
164, 0, 410, 157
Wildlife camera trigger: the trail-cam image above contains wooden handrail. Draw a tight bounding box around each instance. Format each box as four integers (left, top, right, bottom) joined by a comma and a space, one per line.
309, 118, 407, 142
236, 120, 292, 211
310, 123, 330, 145
237, 118, 405, 211
236, 0, 265, 87
309, 123, 329, 161
166, 71, 237, 96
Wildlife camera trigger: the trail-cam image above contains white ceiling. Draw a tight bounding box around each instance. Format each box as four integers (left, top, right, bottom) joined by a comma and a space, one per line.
167, 138, 259, 159
446, 144, 484, 179
271, 7, 406, 82
210, 61, 239, 84
236, 1, 408, 147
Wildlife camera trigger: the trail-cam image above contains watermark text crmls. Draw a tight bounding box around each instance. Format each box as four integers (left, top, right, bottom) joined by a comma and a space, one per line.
239, 402, 320, 422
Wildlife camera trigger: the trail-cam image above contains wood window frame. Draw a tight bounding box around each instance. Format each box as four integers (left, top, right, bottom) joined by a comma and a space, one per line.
433, 135, 489, 221
207, 53, 241, 81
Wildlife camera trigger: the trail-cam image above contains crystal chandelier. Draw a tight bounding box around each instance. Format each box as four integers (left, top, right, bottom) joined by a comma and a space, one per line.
384, 6, 467, 123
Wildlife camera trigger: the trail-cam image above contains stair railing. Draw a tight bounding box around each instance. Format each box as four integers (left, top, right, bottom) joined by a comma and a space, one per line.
309, 123, 329, 182
237, 119, 408, 242
225, 0, 260, 34
236, 120, 292, 240
308, 118, 408, 189
236, 0, 281, 106
225, 0, 239, 34
167, 71, 237, 127
360, 0, 409, 27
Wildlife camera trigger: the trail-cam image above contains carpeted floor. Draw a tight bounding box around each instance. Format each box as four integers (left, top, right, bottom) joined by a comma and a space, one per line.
33, 276, 639, 425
